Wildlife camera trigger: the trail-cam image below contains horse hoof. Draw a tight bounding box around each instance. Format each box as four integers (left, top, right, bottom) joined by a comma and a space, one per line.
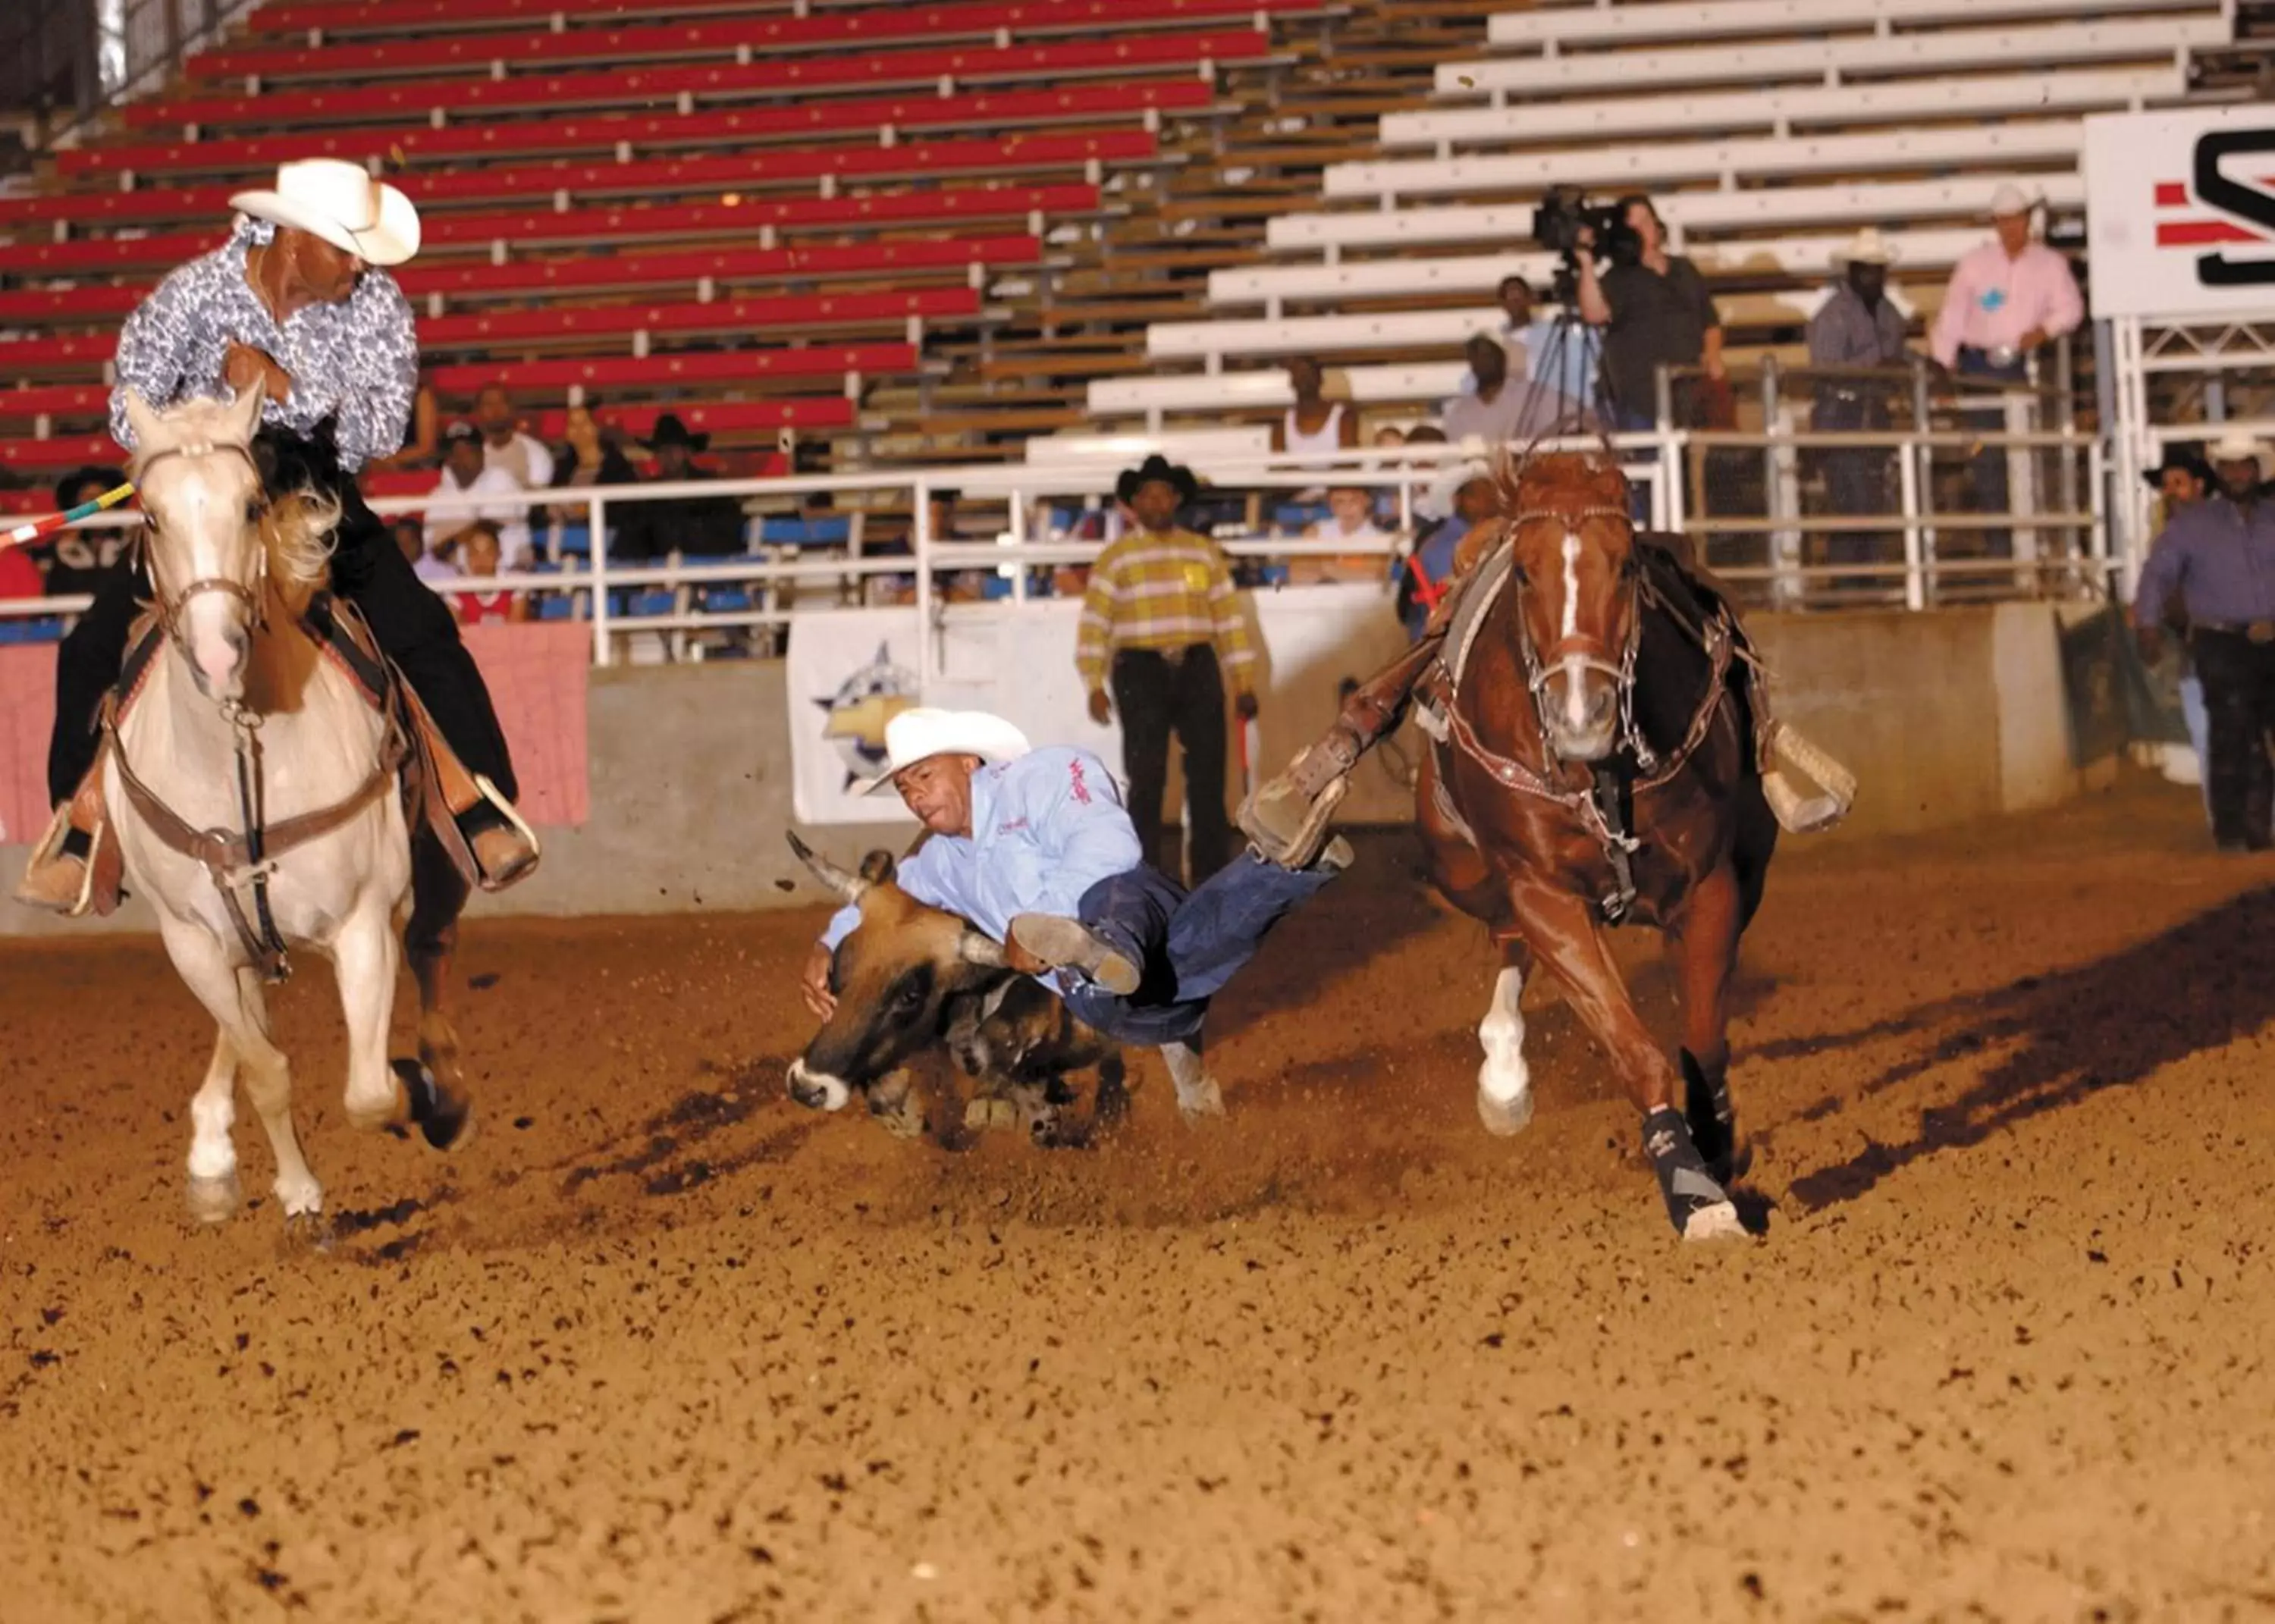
1175, 1077, 1225, 1122
394, 1058, 474, 1152
1680, 1200, 1746, 1243
963, 1097, 1019, 1133
281, 1212, 334, 1254
1476, 1086, 1533, 1137
185, 1171, 241, 1226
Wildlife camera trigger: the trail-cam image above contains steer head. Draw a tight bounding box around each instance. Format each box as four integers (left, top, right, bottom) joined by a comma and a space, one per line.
783, 831, 1009, 1114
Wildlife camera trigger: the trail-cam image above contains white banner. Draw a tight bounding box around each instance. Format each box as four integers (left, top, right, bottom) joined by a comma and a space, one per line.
2085, 106, 2275, 319
783, 585, 1412, 826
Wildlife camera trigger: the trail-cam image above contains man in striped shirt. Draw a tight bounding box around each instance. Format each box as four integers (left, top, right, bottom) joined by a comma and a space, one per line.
1079, 456, 1260, 883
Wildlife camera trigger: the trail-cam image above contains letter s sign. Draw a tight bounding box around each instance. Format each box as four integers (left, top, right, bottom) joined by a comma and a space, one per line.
2195, 128, 2275, 287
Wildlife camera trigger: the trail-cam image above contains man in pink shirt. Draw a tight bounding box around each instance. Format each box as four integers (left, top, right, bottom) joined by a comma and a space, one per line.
1931, 184, 2084, 556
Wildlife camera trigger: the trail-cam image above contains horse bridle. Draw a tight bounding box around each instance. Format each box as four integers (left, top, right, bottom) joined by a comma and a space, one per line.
135, 440, 274, 652
1502, 502, 1658, 773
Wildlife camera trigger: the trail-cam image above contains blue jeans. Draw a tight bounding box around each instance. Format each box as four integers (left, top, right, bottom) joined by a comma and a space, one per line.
2182, 672, 2214, 826
1058, 854, 1338, 1046
1956, 346, 2028, 559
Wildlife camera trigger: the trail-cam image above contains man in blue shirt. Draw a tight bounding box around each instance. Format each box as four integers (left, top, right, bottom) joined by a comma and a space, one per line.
2133, 432, 2275, 850
799, 708, 1346, 1049
1396, 460, 1497, 643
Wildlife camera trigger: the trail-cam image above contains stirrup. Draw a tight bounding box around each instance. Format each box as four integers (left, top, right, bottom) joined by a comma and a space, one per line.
1761, 723, 1856, 835
1238, 770, 1349, 870
14, 802, 99, 918
464, 773, 541, 891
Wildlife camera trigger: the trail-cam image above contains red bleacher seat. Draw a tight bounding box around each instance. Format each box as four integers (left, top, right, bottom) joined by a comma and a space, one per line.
0, 434, 130, 472
248, 0, 808, 30
126, 32, 1269, 130
61, 82, 1210, 180
360, 453, 785, 501
2, 133, 1147, 230
198, 0, 1310, 82
419, 286, 980, 350
423, 343, 915, 396
0, 385, 111, 424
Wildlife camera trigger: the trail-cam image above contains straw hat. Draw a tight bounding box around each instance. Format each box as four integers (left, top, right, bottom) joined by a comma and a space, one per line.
229, 158, 420, 267
1832, 227, 1900, 268
2205, 430, 2275, 481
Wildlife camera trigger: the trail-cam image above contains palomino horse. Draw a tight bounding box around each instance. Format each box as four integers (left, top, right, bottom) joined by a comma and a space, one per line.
1419, 450, 1777, 1241
108, 387, 471, 1228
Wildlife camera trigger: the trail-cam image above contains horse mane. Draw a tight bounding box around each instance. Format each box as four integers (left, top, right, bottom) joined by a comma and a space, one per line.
1491, 447, 1630, 523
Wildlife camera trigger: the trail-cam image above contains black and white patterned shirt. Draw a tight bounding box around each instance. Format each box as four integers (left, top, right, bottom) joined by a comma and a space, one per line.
109, 217, 417, 472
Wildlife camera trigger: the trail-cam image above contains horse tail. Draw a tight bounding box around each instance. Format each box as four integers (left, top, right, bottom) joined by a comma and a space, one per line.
265, 484, 341, 589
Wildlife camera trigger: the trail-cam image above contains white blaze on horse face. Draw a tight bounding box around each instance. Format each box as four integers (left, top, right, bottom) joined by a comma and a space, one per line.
177, 478, 255, 696
1560, 529, 1582, 641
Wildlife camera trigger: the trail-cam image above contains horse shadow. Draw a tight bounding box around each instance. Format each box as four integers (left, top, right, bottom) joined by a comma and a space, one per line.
1780, 886, 2275, 1211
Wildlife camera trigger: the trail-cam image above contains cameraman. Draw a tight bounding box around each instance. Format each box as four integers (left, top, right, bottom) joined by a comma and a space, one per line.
1573, 195, 1724, 431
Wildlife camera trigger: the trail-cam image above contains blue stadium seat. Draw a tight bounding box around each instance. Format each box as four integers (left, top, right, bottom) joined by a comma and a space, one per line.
759, 514, 852, 547
0, 616, 65, 644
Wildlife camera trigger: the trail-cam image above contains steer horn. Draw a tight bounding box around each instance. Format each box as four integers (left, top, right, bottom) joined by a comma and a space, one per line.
786, 829, 868, 904
956, 930, 1007, 968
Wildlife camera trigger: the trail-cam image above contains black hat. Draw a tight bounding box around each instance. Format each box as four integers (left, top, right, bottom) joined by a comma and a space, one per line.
53, 463, 124, 510
2142, 448, 2212, 491
1115, 453, 1199, 506
642, 412, 711, 451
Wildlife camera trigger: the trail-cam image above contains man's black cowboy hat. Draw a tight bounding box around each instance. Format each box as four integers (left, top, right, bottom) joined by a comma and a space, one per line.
2141, 447, 2213, 491
1115, 453, 1200, 506
642, 412, 711, 452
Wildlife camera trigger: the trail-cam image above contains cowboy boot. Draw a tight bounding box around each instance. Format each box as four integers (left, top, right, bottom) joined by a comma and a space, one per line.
1239, 637, 1442, 870
14, 767, 108, 917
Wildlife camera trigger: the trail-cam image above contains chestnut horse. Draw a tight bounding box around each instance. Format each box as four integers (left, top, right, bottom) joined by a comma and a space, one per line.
1418, 450, 1776, 1241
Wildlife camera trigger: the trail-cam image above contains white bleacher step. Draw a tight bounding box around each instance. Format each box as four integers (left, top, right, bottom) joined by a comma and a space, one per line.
1436, 14, 2230, 99
1267, 174, 2088, 256
1210, 228, 1988, 309
1324, 120, 2089, 202
1382, 66, 2182, 152
1090, 362, 1470, 415
1483, 0, 2221, 52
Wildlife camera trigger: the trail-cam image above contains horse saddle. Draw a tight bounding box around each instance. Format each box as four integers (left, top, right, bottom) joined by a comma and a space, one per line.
96, 594, 486, 914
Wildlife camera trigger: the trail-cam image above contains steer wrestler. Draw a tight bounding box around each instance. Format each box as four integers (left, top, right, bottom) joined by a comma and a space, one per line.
799, 708, 1347, 1049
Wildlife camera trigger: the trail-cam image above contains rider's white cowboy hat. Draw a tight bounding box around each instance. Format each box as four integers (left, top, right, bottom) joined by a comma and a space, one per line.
1831, 227, 1900, 268
229, 158, 421, 268
2205, 430, 2275, 480
1426, 457, 1495, 520
857, 707, 1032, 795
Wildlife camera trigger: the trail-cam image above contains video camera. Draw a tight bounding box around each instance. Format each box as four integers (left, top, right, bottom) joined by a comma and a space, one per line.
1532, 186, 1642, 272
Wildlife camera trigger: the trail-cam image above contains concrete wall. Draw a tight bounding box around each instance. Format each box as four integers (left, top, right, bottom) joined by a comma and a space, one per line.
0, 602, 2091, 935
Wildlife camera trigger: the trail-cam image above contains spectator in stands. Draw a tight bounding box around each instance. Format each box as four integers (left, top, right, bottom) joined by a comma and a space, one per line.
1297, 486, 1392, 585
474, 383, 554, 492
42, 465, 131, 599
1441, 333, 1561, 449
1375, 425, 1407, 450
428, 421, 534, 569
1808, 228, 1912, 590
372, 372, 440, 472
614, 414, 747, 560
2142, 448, 2215, 825
2133, 433, 2275, 851
1930, 185, 2085, 556
1397, 460, 1495, 643
548, 396, 638, 526
1461, 277, 1599, 420
452, 522, 527, 626
1278, 357, 1356, 460
395, 515, 458, 586
1081, 455, 1258, 883
1574, 195, 1724, 431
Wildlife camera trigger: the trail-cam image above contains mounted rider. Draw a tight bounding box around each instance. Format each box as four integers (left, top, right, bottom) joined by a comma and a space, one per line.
1240, 451, 1855, 868
17, 158, 540, 914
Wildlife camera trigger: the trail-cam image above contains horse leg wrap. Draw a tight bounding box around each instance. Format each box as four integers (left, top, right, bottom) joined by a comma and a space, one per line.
1643, 1107, 1743, 1243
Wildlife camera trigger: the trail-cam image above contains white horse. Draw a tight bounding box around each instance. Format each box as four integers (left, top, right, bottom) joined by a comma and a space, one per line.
109, 387, 472, 1230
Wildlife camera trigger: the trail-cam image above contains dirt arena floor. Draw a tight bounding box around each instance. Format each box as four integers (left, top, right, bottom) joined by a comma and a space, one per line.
4, 776, 2273, 1622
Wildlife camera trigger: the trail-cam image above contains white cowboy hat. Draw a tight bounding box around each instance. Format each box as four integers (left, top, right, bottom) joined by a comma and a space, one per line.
1832, 227, 1900, 268
229, 158, 421, 267
1987, 183, 2035, 221
1425, 457, 1494, 522
856, 707, 1031, 795
2205, 430, 2275, 479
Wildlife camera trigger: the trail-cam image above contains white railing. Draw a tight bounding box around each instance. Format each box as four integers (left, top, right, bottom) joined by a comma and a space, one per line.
0, 426, 2120, 666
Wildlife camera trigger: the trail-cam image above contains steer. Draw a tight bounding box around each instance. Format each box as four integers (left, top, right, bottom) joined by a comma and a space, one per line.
784, 833, 1127, 1143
